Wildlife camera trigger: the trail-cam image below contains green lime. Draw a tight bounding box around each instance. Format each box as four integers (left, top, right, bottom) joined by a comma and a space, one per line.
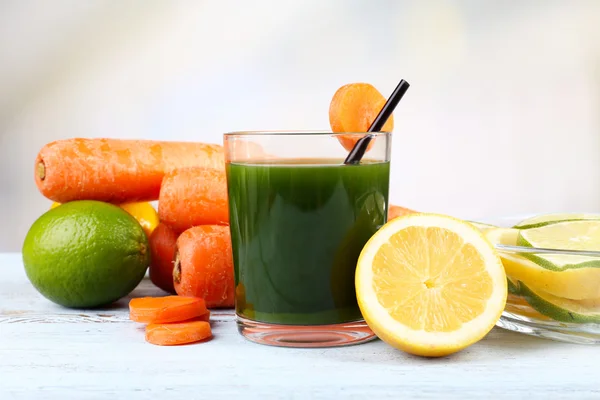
519, 281, 600, 323
513, 213, 600, 229
22, 200, 150, 308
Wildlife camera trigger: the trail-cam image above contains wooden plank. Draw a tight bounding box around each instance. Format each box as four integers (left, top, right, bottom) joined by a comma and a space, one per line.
2, 253, 600, 399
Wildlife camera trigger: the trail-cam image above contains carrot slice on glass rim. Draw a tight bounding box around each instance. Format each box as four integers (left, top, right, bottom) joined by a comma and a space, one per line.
329, 83, 394, 152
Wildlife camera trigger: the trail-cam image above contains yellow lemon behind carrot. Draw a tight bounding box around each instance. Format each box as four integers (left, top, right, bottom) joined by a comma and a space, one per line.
51, 201, 158, 237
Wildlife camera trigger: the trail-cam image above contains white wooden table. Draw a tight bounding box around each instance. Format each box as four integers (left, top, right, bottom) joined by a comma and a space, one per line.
1, 253, 599, 399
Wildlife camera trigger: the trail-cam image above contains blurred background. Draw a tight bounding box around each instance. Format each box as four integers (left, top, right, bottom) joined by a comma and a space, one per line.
1, 0, 600, 252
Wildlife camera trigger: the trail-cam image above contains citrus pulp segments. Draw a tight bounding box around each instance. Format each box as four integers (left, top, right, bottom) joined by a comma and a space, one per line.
513, 213, 600, 229
356, 214, 507, 357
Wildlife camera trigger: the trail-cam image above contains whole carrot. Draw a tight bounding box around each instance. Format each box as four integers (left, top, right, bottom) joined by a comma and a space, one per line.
158, 167, 228, 232
149, 223, 180, 294
35, 138, 224, 203
174, 225, 234, 309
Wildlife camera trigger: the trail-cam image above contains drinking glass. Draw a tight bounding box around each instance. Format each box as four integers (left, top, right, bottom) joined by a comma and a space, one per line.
224, 131, 391, 348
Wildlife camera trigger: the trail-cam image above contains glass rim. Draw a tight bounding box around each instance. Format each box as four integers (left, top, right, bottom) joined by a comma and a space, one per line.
223, 130, 392, 137
495, 244, 600, 257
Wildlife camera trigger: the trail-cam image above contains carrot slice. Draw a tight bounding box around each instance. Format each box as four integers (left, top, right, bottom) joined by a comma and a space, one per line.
149, 223, 180, 294
388, 205, 416, 221
158, 167, 229, 232
35, 138, 224, 203
173, 225, 235, 308
129, 295, 207, 324
168, 311, 211, 324
329, 83, 394, 152
197, 310, 211, 322
145, 320, 212, 346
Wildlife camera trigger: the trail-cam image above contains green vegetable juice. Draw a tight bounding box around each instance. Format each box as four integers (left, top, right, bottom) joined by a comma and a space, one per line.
226, 158, 390, 325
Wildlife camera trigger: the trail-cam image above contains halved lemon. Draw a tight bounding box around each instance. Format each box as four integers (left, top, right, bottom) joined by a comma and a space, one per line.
356, 213, 507, 357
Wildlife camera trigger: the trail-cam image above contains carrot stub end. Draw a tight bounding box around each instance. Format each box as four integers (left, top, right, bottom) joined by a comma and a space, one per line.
37, 162, 46, 180
173, 251, 182, 285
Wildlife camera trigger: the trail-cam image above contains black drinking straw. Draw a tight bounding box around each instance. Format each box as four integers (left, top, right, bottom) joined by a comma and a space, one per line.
343, 79, 410, 165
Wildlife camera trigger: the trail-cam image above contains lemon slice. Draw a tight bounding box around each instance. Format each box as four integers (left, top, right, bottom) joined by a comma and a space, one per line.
518, 281, 600, 323
514, 213, 600, 229
485, 226, 600, 300
505, 292, 550, 320
356, 213, 507, 357
482, 228, 521, 295
496, 251, 600, 300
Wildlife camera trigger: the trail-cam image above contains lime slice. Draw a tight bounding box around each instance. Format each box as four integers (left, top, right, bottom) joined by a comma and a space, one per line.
519, 282, 600, 323
485, 226, 600, 300
513, 213, 600, 229
506, 275, 520, 295
505, 291, 551, 320
517, 220, 600, 271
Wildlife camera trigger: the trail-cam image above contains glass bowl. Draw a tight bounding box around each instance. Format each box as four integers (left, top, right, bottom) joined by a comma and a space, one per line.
480, 215, 600, 344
